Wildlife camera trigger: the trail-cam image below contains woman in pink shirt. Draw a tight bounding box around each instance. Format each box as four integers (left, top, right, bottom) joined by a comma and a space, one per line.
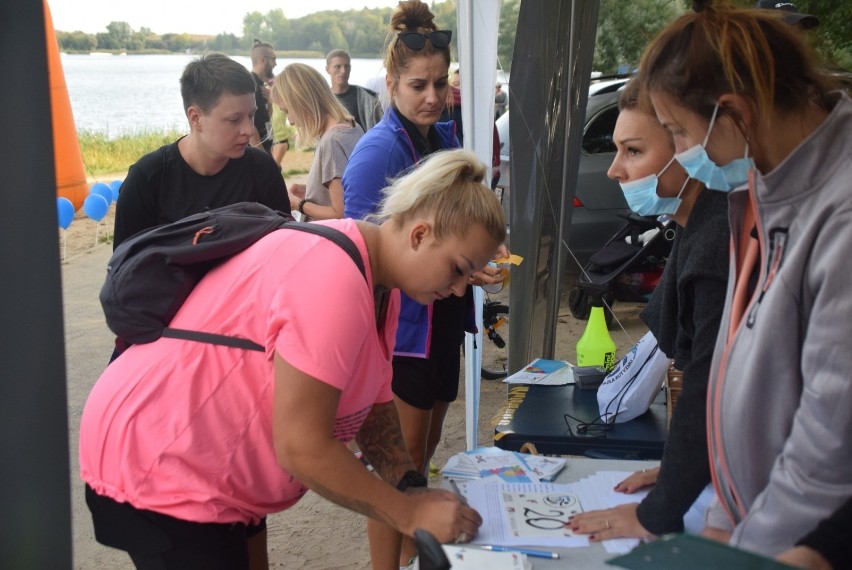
80, 149, 505, 569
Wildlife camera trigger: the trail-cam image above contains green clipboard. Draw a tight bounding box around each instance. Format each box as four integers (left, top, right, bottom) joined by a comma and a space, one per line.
606, 533, 797, 570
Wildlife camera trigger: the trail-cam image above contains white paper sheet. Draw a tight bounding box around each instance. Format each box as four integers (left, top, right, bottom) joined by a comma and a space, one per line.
460, 471, 655, 554
463, 482, 590, 548
572, 470, 650, 554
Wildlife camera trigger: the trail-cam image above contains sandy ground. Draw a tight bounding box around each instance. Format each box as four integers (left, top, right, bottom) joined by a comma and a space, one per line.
63, 152, 648, 568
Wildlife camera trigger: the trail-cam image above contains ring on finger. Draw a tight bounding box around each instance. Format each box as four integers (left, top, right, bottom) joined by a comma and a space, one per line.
456, 531, 470, 543
605, 519, 611, 530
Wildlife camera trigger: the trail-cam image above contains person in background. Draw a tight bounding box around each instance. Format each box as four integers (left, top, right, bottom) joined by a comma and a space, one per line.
640, 0, 852, 560
249, 39, 277, 153
569, 78, 728, 542
272, 63, 363, 221
113, 53, 287, 248
343, 2, 506, 568
494, 81, 507, 118
440, 70, 501, 189
82, 149, 498, 570
754, 0, 818, 30
778, 498, 852, 570
364, 72, 392, 113
326, 49, 383, 132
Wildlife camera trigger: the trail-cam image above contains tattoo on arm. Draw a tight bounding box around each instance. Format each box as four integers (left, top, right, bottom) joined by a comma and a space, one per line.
356, 401, 416, 484
307, 480, 393, 526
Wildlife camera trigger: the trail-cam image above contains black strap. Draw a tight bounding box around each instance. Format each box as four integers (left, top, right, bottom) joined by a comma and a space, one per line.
162, 328, 265, 351
162, 222, 367, 351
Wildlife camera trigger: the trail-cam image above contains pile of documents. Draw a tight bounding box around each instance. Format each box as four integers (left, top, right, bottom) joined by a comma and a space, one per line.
504, 358, 574, 385
442, 446, 567, 483
458, 472, 651, 555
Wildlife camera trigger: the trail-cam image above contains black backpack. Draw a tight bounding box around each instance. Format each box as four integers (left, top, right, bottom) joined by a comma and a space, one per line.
99, 202, 366, 351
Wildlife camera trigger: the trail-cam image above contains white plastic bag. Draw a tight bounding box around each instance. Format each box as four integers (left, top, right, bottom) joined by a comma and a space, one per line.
597, 330, 669, 424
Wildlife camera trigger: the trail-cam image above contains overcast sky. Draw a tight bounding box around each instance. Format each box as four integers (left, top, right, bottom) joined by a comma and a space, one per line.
48, 0, 404, 35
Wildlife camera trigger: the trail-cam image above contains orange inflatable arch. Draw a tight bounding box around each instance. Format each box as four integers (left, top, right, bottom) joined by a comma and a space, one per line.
45, 0, 88, 211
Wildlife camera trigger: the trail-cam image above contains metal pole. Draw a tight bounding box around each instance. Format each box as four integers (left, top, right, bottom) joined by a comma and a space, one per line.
0, 1, 73, 567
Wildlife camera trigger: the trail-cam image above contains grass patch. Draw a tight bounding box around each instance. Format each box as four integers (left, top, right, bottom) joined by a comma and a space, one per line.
283, 168, 309, 177
78, 129, 186, 175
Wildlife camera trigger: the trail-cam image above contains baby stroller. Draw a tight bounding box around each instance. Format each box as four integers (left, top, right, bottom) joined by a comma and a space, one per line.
568, 212, 675, 327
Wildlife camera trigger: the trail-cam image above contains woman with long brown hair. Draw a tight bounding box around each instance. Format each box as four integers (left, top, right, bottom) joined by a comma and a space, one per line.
638, 0, 851, 565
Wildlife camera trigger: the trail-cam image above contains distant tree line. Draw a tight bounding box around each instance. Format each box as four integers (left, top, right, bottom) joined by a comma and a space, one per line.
55, 0, 850, 73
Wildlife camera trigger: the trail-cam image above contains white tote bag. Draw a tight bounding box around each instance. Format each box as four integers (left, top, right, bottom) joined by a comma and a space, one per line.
597, 330, 669, 424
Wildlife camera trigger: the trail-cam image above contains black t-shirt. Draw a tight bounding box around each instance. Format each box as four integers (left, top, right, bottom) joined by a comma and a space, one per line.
252, 72, 272, 153
113, 139, 288, 247
336, 87, 362, 129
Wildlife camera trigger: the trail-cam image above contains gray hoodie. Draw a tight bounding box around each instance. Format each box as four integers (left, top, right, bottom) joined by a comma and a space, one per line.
706, 92, 852, 556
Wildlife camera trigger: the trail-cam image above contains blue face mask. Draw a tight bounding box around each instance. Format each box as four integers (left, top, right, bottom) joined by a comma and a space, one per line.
674, 102, 753, 192
619, 156, 689, 216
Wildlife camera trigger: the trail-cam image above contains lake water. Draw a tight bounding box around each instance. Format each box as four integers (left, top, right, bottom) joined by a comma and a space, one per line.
61, 54, 388, 137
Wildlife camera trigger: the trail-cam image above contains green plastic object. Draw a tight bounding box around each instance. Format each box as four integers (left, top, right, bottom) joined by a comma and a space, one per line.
575, 304, 616, 371
606, 533, 797, 570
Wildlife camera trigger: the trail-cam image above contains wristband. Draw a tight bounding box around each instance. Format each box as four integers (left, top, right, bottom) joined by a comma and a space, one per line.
396, 469, 428, 492
297, 198, 313, 215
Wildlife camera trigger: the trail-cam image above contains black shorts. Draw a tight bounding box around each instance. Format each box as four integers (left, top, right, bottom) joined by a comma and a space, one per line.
85, 485, 265, 570
392, 294, 466, 410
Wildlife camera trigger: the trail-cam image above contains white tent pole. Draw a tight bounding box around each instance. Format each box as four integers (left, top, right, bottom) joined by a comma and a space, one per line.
458, 0, 501, 451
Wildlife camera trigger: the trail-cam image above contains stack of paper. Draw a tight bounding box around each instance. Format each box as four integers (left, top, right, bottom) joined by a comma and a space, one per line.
454, 472, 654, 555
504, 358, 574, 385
571, 470, 651, 554
442, 447, 566, 483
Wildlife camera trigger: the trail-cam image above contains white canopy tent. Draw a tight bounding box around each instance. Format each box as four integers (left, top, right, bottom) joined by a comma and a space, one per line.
457, 0, 502, 450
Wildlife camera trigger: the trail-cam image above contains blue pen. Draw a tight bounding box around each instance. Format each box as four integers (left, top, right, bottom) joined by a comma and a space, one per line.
481, 545, 560, 559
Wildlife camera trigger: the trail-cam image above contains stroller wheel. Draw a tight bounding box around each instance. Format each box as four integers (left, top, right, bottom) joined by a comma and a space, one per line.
568, 287, 616, 328
568, 286, 591, 320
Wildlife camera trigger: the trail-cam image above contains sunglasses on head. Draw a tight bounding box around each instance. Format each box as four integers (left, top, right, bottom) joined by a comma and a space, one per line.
396, 30, 452, 50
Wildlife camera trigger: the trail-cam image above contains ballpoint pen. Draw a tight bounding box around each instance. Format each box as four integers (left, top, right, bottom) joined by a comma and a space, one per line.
448, 478, 469, 505
481, 545, 560, 559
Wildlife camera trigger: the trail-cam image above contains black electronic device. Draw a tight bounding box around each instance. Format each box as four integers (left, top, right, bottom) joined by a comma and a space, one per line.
573, 365, 607, 390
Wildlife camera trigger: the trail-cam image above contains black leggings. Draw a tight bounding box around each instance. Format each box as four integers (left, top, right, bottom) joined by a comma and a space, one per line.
86, 485, 265, 569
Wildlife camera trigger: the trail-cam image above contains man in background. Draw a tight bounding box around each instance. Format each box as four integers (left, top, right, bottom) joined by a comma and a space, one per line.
250, 39, 277, 153
754, 0, 818, 30
325, 49, 382, 131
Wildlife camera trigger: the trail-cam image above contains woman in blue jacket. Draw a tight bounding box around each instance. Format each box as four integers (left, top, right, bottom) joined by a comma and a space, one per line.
343, 2, 505, 568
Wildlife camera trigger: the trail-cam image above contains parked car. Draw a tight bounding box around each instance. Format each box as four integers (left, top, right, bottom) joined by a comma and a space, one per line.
494, 77, 631, 271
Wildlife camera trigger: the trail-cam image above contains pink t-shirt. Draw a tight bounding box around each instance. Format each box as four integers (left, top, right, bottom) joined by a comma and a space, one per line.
80, 219, 398, 524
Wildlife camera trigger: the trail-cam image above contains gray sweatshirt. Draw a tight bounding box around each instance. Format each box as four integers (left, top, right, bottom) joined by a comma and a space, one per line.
706, 92, 852, 556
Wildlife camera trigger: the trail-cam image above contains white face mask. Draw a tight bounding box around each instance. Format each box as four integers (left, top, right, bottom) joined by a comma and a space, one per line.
674, 102, 753, 192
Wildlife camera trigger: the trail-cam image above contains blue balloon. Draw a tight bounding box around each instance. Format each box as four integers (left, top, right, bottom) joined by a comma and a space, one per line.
90, 182, 113, 206
57, 197, 75, 230
109, 179, 123, 202
83, 194, 109, 222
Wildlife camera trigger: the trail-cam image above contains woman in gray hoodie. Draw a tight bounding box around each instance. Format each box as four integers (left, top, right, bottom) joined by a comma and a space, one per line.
639, 0, 852, 565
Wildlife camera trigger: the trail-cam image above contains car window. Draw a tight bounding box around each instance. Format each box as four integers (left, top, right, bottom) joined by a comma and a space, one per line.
582, 106, 619, 155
